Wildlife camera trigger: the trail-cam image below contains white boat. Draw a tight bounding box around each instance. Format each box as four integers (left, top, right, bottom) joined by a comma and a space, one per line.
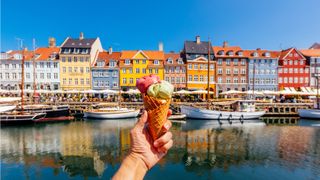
298, 109, 320, 119
84, 107, 140, 119
181, 100, 265, 120
0, 105, 16, 113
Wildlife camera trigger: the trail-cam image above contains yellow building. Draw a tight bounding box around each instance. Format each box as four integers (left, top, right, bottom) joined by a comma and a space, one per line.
119, 50, 164, 88
59, 32, 102, 90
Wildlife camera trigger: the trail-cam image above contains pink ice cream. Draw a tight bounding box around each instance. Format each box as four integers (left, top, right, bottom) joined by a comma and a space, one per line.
136, 74, 161, 93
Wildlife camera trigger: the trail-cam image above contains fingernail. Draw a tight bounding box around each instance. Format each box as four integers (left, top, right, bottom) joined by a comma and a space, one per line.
164, 123, 170, 130
154, 141, 158, 147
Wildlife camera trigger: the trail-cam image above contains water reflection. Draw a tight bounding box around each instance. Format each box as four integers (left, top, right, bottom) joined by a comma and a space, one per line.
1, 118, 320, 179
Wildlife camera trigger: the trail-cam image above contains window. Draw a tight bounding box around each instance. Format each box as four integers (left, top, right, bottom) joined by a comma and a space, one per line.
284, 77, 288, 83
241, 69, 246, 74
233, 77, 238, 83
294, 60, 298, 65
26, 73, 30, 79
62, 57, 66, 62
188, 64, 192, 70
182, 77, 186, 83
125, 59, 130, 65
194, 75, 198, 81
300, 77, 303, 83
182, 67, 186, 73
218, 77, 222, 83
176, 77, 180, 83
278, 68, 283, 73
305, 68, 309, 73
289, 77, 293, 83
241, 59, 246, 65
68, 57, 72, 62
63, 67, 66, 73
74, 67, 78, 73
218, 68, 223, 74
122, 68, 126, 74
233, 68, 238, 74
113, 82, 118, 87
105, 81, 109, 87
25, 62, 29, 68
149, 68, 152, 74
200, 75, 204, 81
300, 68, 303, 73
188, 75, 192, 81
142, 60, 146, 64
155, 68, 159, 74
12, 64, 16, 69
80, 57, 84, 62
199, 64, 203, 70
294, 77, 298, 83
85, 57, 90, 62
135, 60, 139, 64
86, 67, 90, 73
11, 73, 16, 79
294, 68, 298, 73
154, 60, 159, 65
226, 59, 231, 65
226, 69, 231, 75
305, 77, 309, 83
54, 62, 58, 68
284, 60, 287, 65
142, 68, 146, 74
47, 73, 51, 79
241, 77, 246, 83
40, 73, 44, 79
54, 73, 58, 79
234, 59, 238, 65
80, 67, 84, 73
5, 73, 9, 79
226, 77, 231, 83
171, 77, 175, 83
175, 67, 180, 73
300, 60, 304, 65
289, 60, 293, 65
93, 72, 99, 77
129, 78, 134, 84
194, 64, 198, 70
110, 61, 116, 67
123, 78, 127, 84
94, 81, 98, 87
136, 68, 140, 73
289, 68, 293, 73
210, 76, 214, 82
129, 68, 133, 74
218, 59, 222, 65
165, 77, 170, 82
86, 78, 90, 85
69, 78, 72, 85
284, 68, 288, 73
75, 78, 78, 85
68, 67, 72, 72
210, 64, 214, 70
63, 78, 66, 85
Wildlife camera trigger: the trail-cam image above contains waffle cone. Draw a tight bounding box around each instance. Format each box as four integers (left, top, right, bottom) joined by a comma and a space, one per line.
143, 94, 171, 141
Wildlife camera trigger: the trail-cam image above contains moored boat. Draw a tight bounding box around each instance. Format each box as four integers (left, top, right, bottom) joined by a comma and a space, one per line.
181, 100, 265, 120
0, 112, 46, 125
84, 107, 140, 119
298, 109, 320, 120
0, 105, 16, 113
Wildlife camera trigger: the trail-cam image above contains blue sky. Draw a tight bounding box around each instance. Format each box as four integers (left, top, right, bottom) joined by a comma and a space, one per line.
1, 0, 320, 52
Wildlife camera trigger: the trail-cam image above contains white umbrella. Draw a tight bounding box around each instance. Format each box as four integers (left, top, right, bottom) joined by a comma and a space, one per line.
174, 90, 191, 94
66, 89, 80, 93
99, 89, 118, 94
122, 89, 140, 94
245, 90, 263, 95
84, 89, 98, 94
263, 90, 279, 95
190, 90, 214, 94
220, 90, 243, 95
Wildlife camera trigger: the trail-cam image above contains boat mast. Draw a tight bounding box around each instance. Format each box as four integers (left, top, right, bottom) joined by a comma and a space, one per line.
252, 60, 255, 100
32, 38, 37, 104
316, 60, 319, 109
118, 62, 121, 107
21, 47, 25, 112
207, 39, 211, 109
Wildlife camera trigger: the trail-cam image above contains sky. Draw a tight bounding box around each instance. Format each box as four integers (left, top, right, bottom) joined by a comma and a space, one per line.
1, 0, 320, 52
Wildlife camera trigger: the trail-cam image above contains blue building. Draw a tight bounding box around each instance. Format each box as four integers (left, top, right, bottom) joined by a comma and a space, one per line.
246, 49, 280, 91
91, 48, 120, 90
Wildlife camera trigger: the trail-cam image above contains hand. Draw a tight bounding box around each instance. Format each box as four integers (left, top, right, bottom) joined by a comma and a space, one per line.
130, 110, 173, 169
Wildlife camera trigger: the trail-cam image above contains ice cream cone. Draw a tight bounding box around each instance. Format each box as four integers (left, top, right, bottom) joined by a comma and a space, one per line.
143, 94, 171, 141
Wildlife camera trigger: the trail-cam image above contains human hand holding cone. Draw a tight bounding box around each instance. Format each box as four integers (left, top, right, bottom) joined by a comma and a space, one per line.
136, 75, 174, 141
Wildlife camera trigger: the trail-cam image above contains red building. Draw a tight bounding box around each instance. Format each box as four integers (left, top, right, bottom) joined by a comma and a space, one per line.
164, 52, 186, 89
278, 48, 310, 89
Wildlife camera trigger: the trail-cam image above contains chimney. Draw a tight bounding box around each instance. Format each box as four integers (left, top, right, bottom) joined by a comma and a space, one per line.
79, 32, 84, 40
256, 48, 261, 50
196, 36, 201, 44
48, 37, 56, 47
223, 41, 228, 47
109, 46, 113, 54
158, 42, 163, 51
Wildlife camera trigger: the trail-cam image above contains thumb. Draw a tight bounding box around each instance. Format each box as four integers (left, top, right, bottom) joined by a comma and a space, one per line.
135, 110, 148, 130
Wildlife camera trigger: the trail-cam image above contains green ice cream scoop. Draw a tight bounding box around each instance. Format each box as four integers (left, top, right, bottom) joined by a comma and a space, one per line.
147, 81, 174, 99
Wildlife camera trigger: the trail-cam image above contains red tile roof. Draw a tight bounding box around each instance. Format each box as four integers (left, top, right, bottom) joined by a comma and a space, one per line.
164, 53, 184, 65
279, 48, 293, 60
243, 49, 280, 59
35, 47, 60, 60
7, 50, 34, 60
93, 51, 121, 67
212, 46, 244, 57
300, 49, 320, 57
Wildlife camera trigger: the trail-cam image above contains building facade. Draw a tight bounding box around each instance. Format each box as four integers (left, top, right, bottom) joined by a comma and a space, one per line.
183, 36, 215, 91
91, 48, 120, 90
300, 49, 320, 88
164, 53, 186, 90
59, 32, 103, 90
245, 49, 279, 91
278, 48, 310, 89
119, 50, 164, 89
213, 42, 247, 94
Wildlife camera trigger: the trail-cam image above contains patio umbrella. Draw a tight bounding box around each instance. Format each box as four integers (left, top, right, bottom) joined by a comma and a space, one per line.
122, 89, 140, 94
99, 89, 118, 94
263, 90, 279, 95
190, 90, 214, 94
173, 90, 191, 94
245, 90, 263, 95
220, 90, 243, 95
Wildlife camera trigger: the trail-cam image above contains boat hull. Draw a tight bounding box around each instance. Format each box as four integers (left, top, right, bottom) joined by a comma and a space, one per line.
18, 105, 72, 122
180, 105, 265, 120
0, 105, 16, 113
0, 113, 46, 125
298, 109, 320, 119
84, 109, 140, 119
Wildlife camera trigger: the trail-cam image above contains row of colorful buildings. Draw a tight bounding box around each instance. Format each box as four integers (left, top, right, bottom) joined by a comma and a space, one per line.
1, 33, 319, 95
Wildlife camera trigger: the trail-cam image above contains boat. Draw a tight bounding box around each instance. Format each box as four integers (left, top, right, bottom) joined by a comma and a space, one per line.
0, 112, 46, 125
181, 100, 266, 120
298, 109, 320, 119
168, 113, 186, 120
84, 107, 140, 119
17, 104, 73, 122
0, 105, 16, 113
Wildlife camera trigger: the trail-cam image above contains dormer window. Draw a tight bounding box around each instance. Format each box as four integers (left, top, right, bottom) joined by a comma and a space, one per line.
237, 51, 243, 56
218, 50, 224, 55
154, 60, 159, 65
75, 49, 80, 54
97, 61, 105, 67
110, 60, 116, 67
177, 58, 183, 64
227, 51, 234, 56
264, 52, 270, 57
49, 53, 56, 59
125, 59, 131, 65
253, 52, 258, 57
14, 54, 22, 60
167, 58, 173, 64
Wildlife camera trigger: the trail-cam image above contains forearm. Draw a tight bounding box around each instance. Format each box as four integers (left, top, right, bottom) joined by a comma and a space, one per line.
112, 153, 148, 180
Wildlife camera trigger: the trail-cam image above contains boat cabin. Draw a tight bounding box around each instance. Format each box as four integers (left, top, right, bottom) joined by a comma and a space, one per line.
232, 100, 256, 112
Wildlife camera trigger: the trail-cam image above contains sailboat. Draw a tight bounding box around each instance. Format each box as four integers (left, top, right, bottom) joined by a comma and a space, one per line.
83, 54, 140, 119
180, 39, 266, 120
1, 47, 46, 125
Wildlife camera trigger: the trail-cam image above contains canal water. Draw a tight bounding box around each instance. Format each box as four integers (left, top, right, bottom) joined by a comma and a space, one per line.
1, 118, 319, 180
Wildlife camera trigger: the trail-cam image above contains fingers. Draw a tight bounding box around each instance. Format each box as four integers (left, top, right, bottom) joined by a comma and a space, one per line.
162, 120, 172, 132
167, 109, 172, 117
157, 139, 173, 153
135, 110, 148, 130
153, 131, 172, 148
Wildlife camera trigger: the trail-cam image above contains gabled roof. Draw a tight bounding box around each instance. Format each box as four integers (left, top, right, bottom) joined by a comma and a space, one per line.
61, 37, 97, 48
279, 47, 306, 60
184, 41, 214, 54
242, 49, 280, 59
164, 53, 184, 65
300, 49, 320, 57
35, 47, 60, 60
309, 42, 320, 49
93, 51, 121, 67
212, 46, 243, 57
7, 50, 34, 60
120, 50, 164, 60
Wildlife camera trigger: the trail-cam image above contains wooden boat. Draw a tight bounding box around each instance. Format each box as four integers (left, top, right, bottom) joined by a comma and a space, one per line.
0, 105, 16, 113
181, 100, 266, 120
84, 107, 140, 119
17, 104, 73, 122
0, 112, 46, 125
298, 109, 320, 119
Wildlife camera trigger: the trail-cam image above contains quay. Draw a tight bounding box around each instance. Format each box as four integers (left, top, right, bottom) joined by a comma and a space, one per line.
41, 101, 314, 117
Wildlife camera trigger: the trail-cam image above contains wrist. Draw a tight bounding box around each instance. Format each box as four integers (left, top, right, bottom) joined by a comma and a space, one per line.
128, 152, 148, 172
